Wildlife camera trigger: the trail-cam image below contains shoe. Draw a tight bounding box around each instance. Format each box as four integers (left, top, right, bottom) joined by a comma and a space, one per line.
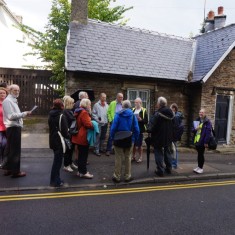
136, 158, 142, 163
50, 181, 64, 187
165, 168, 172, 174
63, 165, 73, 172
106, 151, 110, 156
79, 172, 93, 179
193, 167, 199, 173
3, 170, 12, 176
131, 157, 136, 162
155, 170, 164, 177
196, 168, 203, 174
124, 177, 134, 183
112, 177, 121, 183
94, 151, 101, 157
11, 172, 26, 178
71, 163, 78, 169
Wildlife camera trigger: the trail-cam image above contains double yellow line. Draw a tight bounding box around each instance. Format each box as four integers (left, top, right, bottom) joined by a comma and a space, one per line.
0, 180, 235, 202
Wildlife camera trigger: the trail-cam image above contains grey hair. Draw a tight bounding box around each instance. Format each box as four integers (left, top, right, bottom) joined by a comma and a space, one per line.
78, 91, 87, 99
122, 100, 131, 109
157, 96, 167, 107
80, 98, 91, 108
135, 97, 142, 103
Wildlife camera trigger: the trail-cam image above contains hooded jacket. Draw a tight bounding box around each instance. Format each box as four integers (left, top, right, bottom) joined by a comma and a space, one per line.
148, 106, 174, 147
110, 108, 140, 143
192, 116, 212, 146
48, 109, 69, 151
71, 108, 93, 146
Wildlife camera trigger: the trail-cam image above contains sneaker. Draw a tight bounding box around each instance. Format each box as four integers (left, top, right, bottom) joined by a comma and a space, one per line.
124, 177, 134, 183
94, 151, 101, 157
193, 167, 199, 173
79, 172, 93, 179
112, 177, 121, 183
63, 166, 73, 172
196, 168, 203, 174
71, 163, 78, 169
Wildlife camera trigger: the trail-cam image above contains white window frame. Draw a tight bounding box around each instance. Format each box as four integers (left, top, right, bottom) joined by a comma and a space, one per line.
127, 88, 150, 117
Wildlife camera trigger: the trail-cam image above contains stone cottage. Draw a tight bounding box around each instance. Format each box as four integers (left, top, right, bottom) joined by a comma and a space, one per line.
65, 0, 235, 146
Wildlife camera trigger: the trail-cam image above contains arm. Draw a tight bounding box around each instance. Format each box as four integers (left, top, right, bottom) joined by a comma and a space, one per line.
92, 103, 100, 122
80, 111, 93, 129
110, 114, 119, 140
133, 115, 140, 141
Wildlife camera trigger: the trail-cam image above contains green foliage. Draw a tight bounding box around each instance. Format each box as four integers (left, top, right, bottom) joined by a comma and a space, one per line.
19, 0, 132, 94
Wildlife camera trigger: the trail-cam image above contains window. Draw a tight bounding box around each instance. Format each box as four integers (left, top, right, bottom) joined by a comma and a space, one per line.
127, 89, 150, 115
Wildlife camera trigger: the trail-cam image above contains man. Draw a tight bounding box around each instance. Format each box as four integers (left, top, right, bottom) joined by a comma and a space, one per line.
148, 96, 174, 177
92, 93, 109, 156
111, 100, 139, 183
106, 93, 123, 156
2, 84, 31, 177
170, 103, 184, 169
73, 91, 88, 111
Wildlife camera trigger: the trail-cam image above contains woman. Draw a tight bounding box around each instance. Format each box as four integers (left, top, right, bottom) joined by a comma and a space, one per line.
48, 99, 70, 187
132, 98, 148, 163
192, 108, 212, 174
0, 87, 8, 168
63, 96, 78, 172
72, 98, 94, 179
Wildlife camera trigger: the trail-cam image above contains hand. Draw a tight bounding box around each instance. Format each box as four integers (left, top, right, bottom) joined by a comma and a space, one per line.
27, 111, 32, 115
138, 117, 142, 121
204, 144, 208, 148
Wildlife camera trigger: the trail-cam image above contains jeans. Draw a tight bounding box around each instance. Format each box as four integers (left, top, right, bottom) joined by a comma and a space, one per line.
95, 124, 108, 153
106, 122, 113, 152
172, 142, 178, 168
50, 149, 64, 186
154, 145, 173, 174
77, 145, 89, 174
196, 145, 205, 168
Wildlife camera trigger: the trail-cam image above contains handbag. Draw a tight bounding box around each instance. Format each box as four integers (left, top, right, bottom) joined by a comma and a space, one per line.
113, 115, 134, 148
113, 131, 133, 148
208, 128, 217, 150
59, 114, 72, 153
69, 119, 78, 135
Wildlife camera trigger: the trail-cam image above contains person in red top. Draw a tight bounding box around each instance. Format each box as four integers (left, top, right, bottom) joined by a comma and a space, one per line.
72, 98, 94, 179
0, 87, 7, 168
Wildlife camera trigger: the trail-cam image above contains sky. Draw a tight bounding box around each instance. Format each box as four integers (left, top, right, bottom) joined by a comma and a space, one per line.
5, 0, 235, 38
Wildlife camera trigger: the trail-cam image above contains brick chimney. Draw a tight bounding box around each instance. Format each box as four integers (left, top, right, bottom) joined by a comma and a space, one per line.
204, 10, 215, 32
71, 0, 88, 24
214, 6, 226, 29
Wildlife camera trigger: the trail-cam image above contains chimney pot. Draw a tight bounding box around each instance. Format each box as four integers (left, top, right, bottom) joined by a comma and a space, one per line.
207, 11, 215, 20
218, 6, 224, 15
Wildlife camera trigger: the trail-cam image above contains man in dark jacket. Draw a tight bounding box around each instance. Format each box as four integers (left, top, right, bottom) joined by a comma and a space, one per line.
148, 97, 174, 176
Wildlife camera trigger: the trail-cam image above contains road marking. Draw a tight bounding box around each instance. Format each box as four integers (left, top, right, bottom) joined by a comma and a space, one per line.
0, 180, 235, 202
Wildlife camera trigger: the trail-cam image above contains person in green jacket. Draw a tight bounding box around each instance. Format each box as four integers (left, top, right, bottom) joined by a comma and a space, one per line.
106, 93, 123, 156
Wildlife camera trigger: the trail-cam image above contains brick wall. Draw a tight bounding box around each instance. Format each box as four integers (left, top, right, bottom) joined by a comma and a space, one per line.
201, 49, 235, 144
66, 71, 190, 145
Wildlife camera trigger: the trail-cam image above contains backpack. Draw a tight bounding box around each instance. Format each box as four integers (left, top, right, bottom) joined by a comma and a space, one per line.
173, 113, 184, 142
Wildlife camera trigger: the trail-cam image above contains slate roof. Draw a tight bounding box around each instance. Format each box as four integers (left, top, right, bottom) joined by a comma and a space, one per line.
65, 20, 194, 81
193, 24, 235, 81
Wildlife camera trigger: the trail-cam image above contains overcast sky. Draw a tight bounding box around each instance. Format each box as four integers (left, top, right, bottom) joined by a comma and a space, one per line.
6, 0, 235, 37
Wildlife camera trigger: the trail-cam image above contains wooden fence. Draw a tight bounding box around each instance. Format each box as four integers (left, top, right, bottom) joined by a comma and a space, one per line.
0, 68, 60, 115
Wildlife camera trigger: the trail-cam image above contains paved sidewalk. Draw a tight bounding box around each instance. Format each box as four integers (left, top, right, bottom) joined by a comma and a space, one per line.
0, 148, 235, 192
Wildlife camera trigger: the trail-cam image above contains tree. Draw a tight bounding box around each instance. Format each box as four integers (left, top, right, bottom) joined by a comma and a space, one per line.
19, 0, 132, 94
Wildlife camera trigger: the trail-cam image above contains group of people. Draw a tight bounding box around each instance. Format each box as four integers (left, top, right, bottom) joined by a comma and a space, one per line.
0, 84, 213, 187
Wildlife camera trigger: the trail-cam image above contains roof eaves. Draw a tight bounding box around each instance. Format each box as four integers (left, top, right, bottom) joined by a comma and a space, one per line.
202, 40, 235, 83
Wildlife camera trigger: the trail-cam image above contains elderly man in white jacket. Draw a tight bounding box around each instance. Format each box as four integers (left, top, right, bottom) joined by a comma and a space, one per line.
2, 84, 31, 177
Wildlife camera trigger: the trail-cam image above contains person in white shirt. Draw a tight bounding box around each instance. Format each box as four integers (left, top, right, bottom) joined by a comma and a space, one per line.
2, 84, 31, 178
